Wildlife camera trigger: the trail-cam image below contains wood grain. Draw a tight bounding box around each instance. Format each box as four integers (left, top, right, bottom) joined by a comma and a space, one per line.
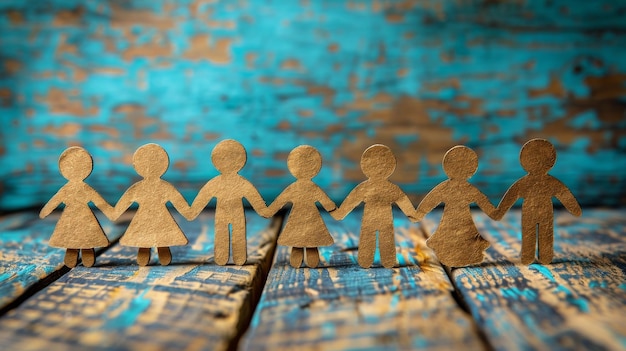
241, 211, 486, 350
0, 212, 123, 313
422, 209, 626, 351
0, 211, 280, 351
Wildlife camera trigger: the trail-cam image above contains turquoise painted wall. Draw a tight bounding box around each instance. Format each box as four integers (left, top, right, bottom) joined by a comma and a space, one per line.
1, 0, 625, 210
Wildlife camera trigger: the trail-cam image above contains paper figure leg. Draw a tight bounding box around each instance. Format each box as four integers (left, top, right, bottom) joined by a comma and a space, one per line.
231, 222, 247, 266
64, 249, 79, 268
537, 218, 554, 264
214, 223, 230, 266
379, 225, 397, 268
158, 247, 172, 265
82, 248, 95, 267
358, 229, 376, 268
137, 248, 151, 266
521, 217, 537, 265
290, 247, 304, 268
305, 247, 320, 268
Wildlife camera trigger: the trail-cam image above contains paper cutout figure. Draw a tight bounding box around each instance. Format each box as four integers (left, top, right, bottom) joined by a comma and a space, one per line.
39, 146, 113, 268
494, 138, 582, 264
188, 139, 267, 265
332, 144, 416, 268
411, 145, 497, 267
112, 144, 192, 266
263, 145, 336, 268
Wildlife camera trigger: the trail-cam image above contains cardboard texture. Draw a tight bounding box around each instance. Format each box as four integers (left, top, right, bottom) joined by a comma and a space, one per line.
412, 145, 497, 267
332, 144, 416, 268
39, 146, 113, 268
263, 145, 336, 268
495, 138, 582, 264
189, 139, 267, 265
112, 144, 192, 266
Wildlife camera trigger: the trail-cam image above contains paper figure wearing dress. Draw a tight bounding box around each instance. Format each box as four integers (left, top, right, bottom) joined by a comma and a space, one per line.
40, 146, 113, 268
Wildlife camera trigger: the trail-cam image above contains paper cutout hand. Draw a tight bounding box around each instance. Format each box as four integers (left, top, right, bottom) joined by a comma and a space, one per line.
329, 208, 343, 221
489, 207, 504, 221
408, 210, 425, 223
257, 206, 274, 219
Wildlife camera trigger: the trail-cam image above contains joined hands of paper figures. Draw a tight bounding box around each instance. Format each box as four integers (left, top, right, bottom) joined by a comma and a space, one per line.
112, 143, 192, 266
264, 145, 336, 268
332, 144, 416, 268
40, 146, 114, 268
188, 139, 267, 265
494, 138, 582, 264
42, 139, 581, 270
412, 145, 498, 267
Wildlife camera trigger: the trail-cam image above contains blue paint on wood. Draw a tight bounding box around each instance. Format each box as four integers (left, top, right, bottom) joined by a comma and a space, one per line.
447, 209, 626, 350
0, 212, 123, 310
0, 0, 625, 210
105, 289, 151, 329
0, 211, 278, 349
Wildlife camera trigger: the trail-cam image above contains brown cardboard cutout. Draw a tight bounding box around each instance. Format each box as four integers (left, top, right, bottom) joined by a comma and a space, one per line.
188, 139, 267, 266
112, 143, 192, 266
39, 146, 113, 268
331, 144, 416, 268
411, 145, 497, 267
494, 138, 582, 265
263, 145, 336, 268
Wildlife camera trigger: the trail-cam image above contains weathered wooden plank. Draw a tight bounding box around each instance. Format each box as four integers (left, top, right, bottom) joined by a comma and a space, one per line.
0, 211, 123, 313
0, 210, 279, 351
241, 210, 486, 350
1, 0, 625, 211
422, 209, 626, 351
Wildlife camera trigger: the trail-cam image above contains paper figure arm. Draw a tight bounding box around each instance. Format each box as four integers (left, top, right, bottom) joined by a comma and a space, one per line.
473, 187, 498, 220
332, 183, 364, 220
316, 186, 337, 213
188, 179, 218, 220
111, 184, 139, 220
39, 188, 65, 219
494, 180, 522, 220
242, 180, 267, 215
552, 178, 582, 217
264, 186, 292, 218
167, 183, 193, 220
87, 186, 115, 220
396, 194, 418, 221
414, 183, 445, 221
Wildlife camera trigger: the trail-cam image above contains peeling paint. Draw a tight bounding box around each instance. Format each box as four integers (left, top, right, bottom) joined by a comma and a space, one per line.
0, 0, 625, 210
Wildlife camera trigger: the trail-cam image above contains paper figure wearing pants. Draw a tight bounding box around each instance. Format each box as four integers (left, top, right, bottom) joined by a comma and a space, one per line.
112, 144, 192, 266
40, 146, 113, 268
188, 139, 267, 265
332, 145, 416, 268
495, 139, 582, 264
264, 145, 336, 268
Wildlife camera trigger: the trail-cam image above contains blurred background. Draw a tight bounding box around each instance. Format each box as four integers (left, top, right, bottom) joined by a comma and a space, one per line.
0, 0, 625, 212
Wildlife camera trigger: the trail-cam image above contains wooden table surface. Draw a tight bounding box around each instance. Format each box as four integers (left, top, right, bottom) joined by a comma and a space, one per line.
0, 208, 624, 350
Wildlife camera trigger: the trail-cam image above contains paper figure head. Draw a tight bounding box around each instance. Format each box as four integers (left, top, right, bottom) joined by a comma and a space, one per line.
520, 138, 556, 174
442, 146, 478, 180
212, 139, 247, 174
59, 146, 93, 181
360, 144, 396, 179
133, 143, 169, 178
287, 145, 322, 180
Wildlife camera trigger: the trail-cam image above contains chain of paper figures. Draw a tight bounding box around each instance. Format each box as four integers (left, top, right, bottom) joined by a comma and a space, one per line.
40, 138, 582, 269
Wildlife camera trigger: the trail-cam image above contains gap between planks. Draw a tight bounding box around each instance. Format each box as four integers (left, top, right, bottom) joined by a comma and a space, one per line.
420, 209, 626, 351
239, 210, 489, 350
0, 212, 131, 317
0, 210, 284, 351
415, 220, 497, 351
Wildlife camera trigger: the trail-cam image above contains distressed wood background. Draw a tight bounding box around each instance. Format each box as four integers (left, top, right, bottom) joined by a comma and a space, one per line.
1, 0, 625, 211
